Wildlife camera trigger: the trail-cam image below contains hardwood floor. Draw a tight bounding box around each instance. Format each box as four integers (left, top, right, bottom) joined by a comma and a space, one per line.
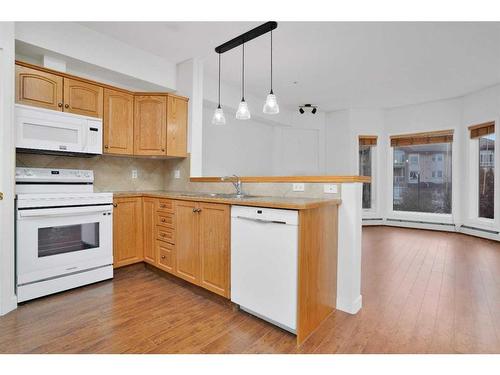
1, 226, 500, 353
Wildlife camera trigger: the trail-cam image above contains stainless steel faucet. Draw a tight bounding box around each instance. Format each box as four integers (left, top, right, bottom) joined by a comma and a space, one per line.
221, 174, 243, 196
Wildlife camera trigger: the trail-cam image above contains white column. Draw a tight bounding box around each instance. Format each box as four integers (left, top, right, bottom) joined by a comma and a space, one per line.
336, 182, 363, 314
0, 22, 17, 315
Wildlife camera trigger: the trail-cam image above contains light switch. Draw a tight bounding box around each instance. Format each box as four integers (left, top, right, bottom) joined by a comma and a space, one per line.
293, 183, 305, 192
174, 169, 181, 179
323, 184, 337, 194
132, 169, 138, 179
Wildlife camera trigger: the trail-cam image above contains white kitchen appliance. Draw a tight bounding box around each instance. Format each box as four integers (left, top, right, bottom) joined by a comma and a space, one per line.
15, 167, 113, 302
231, 205, 299, 333
15, 104, 102, 156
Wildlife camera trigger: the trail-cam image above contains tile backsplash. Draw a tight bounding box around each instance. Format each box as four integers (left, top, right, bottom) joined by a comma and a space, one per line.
16, 153, 342, 199
16, 153, 168, 192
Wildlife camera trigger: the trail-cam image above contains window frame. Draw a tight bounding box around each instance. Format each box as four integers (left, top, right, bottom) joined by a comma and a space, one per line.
386, 131, 455, 224
467, 127, 498, 229
358, 137, 378, 218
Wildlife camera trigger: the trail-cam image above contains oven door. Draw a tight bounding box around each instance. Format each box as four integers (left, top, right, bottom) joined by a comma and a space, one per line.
16, 204, 113, 285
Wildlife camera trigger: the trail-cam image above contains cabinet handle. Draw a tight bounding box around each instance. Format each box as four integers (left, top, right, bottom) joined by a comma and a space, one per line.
192, 208, 202, 213
161, 148, 165, 152
160, 204, 166, 208
104, 145, 109, 149
161, 218, 166, 222
58, 103, 63, 108
161, 255, 166, 259
64, 104, 69, 109
113, 203, 117, 208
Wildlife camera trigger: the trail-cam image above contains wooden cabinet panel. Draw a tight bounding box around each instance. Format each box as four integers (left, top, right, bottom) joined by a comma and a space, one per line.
166, 95, 188, 157
156, 225, 175, 244
174, 201, 200, 284
113, 197, 143, 268
103, 89, 134, 155
142, 197, 156, 265
63, 78, 103, 118
156, 241, 175, 274
15, 65, 63, 111
199, 203, 230, 298
156, 199, 174, 213
134, 95, 167, 156
157, 212, 174, 229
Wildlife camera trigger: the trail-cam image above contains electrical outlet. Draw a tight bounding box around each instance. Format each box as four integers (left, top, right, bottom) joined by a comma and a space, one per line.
131, 169, 138, 179
292, 183, 305, 192
323, 184, 338, 194
174, 169, 181, 179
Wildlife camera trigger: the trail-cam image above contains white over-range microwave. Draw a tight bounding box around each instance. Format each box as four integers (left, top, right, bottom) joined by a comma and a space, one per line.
15, 104, 103, 156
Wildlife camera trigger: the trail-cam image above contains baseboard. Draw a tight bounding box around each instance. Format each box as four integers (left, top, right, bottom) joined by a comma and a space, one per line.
336, 294, 362, 315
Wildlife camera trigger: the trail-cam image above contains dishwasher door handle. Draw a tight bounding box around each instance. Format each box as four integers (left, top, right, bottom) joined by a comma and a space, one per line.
235, 216, 288, 225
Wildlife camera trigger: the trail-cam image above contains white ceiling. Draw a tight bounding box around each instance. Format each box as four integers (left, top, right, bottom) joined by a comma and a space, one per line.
80, 22, 500, 111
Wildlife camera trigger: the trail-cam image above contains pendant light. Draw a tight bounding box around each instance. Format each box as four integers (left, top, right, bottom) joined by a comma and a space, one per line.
236, 43, 251, 120
211, 53, 226, 125
263, 30, 279, 114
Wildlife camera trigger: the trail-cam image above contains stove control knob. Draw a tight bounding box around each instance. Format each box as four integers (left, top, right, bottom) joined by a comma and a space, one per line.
75, 171, 82, 177
84, 172, 91, 178
25, 169, 33, 176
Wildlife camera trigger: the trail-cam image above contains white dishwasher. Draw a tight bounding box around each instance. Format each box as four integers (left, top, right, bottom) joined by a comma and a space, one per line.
231, 205, 298, 333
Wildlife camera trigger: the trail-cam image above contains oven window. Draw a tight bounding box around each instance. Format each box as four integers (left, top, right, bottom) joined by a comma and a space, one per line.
38, 223, 100, 257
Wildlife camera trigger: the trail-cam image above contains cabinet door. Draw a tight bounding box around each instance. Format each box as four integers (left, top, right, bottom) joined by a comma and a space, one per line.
113, 197, 143, 268
199, 203, 230, 297
103, 89, 134, 155
134, 95, 167, 156
142, 197, 156, 265
174, 200, 200, 284
15, 65, 63, 111
166, 95, 188, 157
63, 78, 103, 118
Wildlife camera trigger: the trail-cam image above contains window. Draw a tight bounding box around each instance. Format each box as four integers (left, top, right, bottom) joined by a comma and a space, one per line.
358, 136, 377, 210
469, 121, 495, 220
478, 134, 495, 219
391, 130, 453, 214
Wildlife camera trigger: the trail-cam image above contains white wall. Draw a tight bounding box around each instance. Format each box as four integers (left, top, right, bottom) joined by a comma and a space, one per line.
15, 22, 177, 91
0, 22, 17, 315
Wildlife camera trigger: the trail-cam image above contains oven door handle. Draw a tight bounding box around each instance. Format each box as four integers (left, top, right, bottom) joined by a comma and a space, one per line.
18, 205, 112, 218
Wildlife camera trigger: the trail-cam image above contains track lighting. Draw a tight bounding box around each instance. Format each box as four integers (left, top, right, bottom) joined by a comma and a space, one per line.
263, 30, 279, 115
298, 104, 318, 115
212, 54, 226, 125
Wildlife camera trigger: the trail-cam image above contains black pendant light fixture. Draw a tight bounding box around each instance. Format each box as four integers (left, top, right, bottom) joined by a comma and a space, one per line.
263, 30, 279, 114
235, 43, 251, 120
211, 53, 226, 125
214, 21, 278, 122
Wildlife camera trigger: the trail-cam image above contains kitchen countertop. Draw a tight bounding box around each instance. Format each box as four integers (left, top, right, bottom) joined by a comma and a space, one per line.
111, 190, 341, 210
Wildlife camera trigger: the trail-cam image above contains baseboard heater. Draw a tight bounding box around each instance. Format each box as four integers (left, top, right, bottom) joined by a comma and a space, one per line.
362, 218, 384, 221
460, 225, 499, 235
386, 218, 456, 227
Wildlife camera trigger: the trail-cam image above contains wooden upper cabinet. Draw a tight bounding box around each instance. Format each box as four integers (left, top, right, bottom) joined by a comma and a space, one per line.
142, 197, 156, 265
103, 89, 134, 155
166, 95, 188, 157
174, 200, 200, 284
199, 203, 230, 298
113, 197, 144, 268
134, 95, 167, 156
15, 65, 63, 111
63, 78, 103, 118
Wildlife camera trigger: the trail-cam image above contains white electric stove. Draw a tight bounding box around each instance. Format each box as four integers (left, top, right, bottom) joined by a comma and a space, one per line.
15, 167, 114, 302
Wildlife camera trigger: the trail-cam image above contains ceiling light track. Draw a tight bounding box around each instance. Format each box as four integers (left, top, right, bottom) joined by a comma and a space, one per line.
214, 21, 278, 54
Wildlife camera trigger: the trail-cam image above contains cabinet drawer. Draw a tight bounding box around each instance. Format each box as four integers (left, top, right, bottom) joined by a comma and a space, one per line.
156, 225, 175, 244
156, 240, 174, 274
156, 199, 174, 213
156, 212, 174, 228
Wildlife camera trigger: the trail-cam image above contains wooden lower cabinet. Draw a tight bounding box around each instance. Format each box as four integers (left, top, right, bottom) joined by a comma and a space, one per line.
198, 203, 230, 298
113, 197, 144, 268
156, 240, 175, 274
174, 200, 200, 284
142, 197, 157, 265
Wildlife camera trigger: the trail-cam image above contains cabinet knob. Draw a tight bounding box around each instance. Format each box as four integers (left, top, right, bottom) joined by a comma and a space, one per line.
161, 148, 165, 152
113, 203, 117, 208
58, 103, 63, 108
104, 145, 109, 149
64, 104, 69, 109
161, 255, 166, 259
161, 218, 166, 222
